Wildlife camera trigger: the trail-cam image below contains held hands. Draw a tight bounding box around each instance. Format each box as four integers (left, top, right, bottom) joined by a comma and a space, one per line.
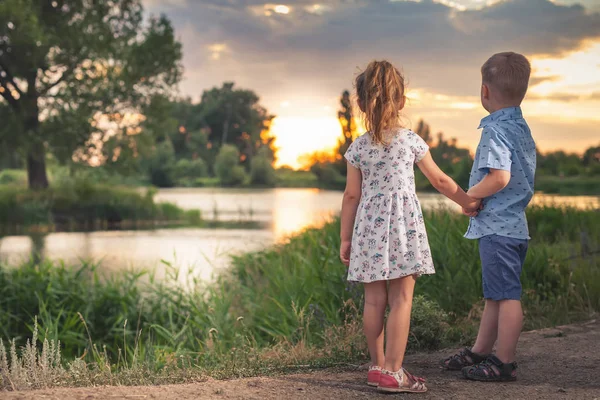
340, 240, 351, 267
462, 195, 483, 217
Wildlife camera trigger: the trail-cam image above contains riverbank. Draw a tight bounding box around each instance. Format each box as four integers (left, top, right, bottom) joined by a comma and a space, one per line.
0, 205, 598, 391
3, 168, 599, 195
3, 320, 598, 399
0, 183, 261, 235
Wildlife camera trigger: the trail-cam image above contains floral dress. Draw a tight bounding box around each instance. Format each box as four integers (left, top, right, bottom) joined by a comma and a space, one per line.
344, 128, 435, 283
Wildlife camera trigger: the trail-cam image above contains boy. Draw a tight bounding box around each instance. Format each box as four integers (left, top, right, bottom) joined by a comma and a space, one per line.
441, 52, 536, 381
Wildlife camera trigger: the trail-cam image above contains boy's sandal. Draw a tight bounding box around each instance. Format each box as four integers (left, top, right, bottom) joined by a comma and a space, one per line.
367, 366, 382, 387
441, 347, 488, 370
462, 355, 517, 382
378, 368, 427, 393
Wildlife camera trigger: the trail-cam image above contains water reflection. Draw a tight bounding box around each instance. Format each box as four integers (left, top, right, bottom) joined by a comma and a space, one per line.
154, 188, 344, 238
0, 229, 273, 285
1, 188, 597, 283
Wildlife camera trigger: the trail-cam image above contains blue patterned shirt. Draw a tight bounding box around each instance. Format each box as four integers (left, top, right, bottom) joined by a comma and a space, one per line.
465, 107, 536, 240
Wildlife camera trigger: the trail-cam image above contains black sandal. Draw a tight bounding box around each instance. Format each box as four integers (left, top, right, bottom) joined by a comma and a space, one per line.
462, 355, 517, 382
441, 347, 488, 370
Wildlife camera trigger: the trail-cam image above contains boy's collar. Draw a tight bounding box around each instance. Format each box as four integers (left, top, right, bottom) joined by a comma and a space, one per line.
478, 106, 523, 129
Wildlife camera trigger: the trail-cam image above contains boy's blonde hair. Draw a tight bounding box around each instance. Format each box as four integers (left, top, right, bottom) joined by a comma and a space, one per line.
355, 60, 405, 145
481, 52, 531, 104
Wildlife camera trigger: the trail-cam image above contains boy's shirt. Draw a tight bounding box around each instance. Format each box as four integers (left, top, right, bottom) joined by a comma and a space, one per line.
465, 106, 536, 240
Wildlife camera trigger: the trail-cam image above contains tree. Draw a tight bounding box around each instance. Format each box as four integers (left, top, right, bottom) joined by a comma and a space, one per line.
0, 0, 182, 189
143, 140, 177, 188
337, 90, 355, 157
335, 90, 358, 175
250, 147, 276, 186
583, 145, 600, 168
200, 83, 274, 168
166, 99, 214, 173
415, 120, 433, 145
215, 144, 247, 186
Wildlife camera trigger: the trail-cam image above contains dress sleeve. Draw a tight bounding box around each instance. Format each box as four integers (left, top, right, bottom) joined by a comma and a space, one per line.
477, 127, 512, 171
410, 132, 429, 162
344, 137, 362, 169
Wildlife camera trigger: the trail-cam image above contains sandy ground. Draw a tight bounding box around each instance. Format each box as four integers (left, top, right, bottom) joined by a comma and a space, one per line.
1, 320, 599, 400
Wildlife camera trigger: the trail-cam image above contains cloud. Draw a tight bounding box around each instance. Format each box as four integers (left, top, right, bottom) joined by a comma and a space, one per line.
529, 75, 561, 87
146, 0, 600, 112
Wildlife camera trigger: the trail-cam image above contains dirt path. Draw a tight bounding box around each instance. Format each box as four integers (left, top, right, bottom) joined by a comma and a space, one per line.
2, 320, 599, 400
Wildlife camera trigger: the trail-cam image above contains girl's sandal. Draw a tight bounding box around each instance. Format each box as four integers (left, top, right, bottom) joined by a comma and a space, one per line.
462, 355, 518, 382
367, 366, 382, 387
441, 347, 488, 370
378, 368, 427, 393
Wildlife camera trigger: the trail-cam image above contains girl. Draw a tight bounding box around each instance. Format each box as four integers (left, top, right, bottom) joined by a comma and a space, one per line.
340, 60, 480, 394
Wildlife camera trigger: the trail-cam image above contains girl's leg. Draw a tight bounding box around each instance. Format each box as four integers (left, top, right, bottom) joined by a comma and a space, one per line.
383, 275, 416, 372
363, 281, 388, 368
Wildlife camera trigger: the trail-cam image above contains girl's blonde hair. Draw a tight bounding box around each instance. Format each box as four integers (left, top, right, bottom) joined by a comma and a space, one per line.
355, 60, 406, 145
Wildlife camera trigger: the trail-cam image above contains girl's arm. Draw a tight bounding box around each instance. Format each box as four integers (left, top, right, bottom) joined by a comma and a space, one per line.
340, 164, 362, 266
416, 152, 480, 212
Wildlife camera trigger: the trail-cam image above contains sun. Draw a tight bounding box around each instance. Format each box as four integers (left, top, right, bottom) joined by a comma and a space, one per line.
270, 116, 342, 169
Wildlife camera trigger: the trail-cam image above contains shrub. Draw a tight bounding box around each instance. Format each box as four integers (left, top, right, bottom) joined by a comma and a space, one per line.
174, 158, 208, 180
215, 145, 247, 186
0, 169, 26, 186
145, 141, 177, 188
0, 182, 200, 228
250, 148, 276, 186
408, 296, 450, 350
310, 162, 345, 190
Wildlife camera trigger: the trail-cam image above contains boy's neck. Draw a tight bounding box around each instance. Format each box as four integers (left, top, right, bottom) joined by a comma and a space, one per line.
487, 103, 521, 114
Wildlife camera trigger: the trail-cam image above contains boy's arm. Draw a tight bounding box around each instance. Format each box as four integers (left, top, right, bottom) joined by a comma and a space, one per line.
340, 164, 362, 266
467, 169, 510, 199
468, 127, 512, 200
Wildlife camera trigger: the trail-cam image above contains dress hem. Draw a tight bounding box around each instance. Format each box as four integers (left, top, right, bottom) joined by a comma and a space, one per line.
347, 270, 435, 283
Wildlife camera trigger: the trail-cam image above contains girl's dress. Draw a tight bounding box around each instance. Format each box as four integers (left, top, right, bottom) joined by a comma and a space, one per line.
345, 128, 435, 283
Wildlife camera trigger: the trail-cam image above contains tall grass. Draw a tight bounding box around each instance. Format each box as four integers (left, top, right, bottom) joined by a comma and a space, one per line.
0, 205, 598, 390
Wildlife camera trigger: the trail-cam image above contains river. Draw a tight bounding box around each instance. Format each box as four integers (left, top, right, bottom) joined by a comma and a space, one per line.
0, 188, 597, 284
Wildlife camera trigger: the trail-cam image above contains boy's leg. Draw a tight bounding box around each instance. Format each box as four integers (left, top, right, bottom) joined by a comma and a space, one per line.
383, 275, 416, 372
363, 281, 387, 368
463, 236, 527, 381
496, 238, 527, 363
496, 300, 523, 363
470, 299, 499, 355
441, 237, 495, 370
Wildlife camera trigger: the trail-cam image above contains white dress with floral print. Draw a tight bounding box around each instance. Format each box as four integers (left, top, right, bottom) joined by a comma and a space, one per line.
344, 128, 435, 283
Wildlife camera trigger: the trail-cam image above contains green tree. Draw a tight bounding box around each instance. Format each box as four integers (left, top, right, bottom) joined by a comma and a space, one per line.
0, 0, 182, 189
250, 147, 276, 186
166, 99, 213, 172
415, 120, 433, 145
215, 144, 247, 186
200, 83, 274, 168
538, 151, 583, 177
143, 140, 177, 188
174, 158, 208, 180
583, 145, 600, 175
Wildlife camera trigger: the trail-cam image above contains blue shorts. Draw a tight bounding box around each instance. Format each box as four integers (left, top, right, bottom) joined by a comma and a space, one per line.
479, 235, 528, 301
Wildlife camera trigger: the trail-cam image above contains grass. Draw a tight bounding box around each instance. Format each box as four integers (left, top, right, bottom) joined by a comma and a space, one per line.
0, 205, 598, 390
534, 175, 600, 195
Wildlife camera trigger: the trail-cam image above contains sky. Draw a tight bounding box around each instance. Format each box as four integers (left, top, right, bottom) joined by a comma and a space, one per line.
144, 0, 600, 168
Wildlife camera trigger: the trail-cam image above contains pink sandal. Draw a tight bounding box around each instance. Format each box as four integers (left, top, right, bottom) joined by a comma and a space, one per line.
378, 368, 427, 393
367, 366, 382, 386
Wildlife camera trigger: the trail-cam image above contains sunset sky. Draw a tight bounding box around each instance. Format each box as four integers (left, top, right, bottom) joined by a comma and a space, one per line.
144, 0, 600, 168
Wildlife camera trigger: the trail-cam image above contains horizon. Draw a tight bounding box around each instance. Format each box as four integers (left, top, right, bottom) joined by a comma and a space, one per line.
144, 0, 600, 169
